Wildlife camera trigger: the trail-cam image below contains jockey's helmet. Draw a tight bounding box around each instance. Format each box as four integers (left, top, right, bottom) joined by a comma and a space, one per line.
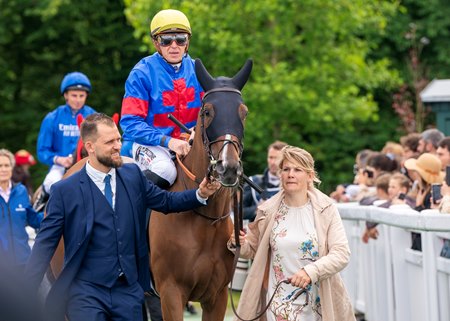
150, 9, 191, 37
60, 72, 91, 95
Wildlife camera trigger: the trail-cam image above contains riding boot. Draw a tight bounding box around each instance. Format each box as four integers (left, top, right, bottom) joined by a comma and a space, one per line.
33, 187, 50, 212
142, 170, 171, 189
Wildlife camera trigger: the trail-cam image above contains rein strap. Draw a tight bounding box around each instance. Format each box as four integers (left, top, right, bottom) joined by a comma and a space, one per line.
176, 154, 202, 185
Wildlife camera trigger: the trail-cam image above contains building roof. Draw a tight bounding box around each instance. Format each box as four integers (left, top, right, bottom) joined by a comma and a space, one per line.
420, 79, 450, 103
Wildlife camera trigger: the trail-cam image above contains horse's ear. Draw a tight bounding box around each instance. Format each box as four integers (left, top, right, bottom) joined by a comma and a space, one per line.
76, 114, 84, 128
195, 58, 215, 91
231, 59, 253, 90
112, 113, 119, 125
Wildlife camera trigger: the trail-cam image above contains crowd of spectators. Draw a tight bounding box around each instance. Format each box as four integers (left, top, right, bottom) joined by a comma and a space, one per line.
330, 128, 450, 258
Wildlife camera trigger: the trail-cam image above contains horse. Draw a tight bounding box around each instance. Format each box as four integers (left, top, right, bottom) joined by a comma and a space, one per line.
149, 58, 252, 320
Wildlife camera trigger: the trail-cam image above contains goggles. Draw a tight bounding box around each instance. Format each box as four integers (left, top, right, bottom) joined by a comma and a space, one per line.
157, 33, 189, 47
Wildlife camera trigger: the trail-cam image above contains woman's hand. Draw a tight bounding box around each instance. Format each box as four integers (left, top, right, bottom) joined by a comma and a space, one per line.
230, 229, 247, 247
415, 188, 427, 208
289, 268, 311, 288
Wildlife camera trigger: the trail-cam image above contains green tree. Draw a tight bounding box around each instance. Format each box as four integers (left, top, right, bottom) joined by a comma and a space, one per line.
124, 0, 401, 191
0, 0, 142, 184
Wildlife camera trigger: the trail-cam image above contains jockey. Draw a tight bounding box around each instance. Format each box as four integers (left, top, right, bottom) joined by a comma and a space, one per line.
120, 9, 203, 189
37, 71, 96, 193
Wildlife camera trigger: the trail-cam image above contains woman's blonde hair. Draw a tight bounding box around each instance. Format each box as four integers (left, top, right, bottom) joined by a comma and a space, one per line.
0, 149, 15, 168
279, 145, 321, 186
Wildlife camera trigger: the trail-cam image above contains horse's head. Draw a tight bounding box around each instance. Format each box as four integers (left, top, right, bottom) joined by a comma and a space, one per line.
195, 59, 252, 187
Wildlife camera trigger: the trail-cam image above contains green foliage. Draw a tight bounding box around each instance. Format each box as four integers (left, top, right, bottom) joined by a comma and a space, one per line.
2, 0, 449, 194
125, 0, 402, 192
0, 0, 142, 184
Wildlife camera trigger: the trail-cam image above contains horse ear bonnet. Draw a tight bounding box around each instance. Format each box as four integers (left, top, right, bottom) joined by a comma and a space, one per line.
195, 59, 215, 92
231, 59, 253, 90
195, 59, 253, 92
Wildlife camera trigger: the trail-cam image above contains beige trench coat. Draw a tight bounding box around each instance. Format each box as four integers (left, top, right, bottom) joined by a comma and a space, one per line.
231, 188, 356, 321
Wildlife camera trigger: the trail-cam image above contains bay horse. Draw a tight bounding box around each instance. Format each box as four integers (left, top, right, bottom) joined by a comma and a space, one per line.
150, 58, 252, 320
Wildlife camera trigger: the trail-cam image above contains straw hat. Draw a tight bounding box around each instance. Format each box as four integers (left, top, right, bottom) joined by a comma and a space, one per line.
404, 153, 444, 184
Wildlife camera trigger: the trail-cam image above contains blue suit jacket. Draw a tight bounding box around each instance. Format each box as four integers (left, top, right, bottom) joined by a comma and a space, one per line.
25, 163, 202, 320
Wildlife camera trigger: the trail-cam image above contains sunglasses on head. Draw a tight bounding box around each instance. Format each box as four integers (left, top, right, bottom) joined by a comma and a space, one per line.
157, 34, 189, 47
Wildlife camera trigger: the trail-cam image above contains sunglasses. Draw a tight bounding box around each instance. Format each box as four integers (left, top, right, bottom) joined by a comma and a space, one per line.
157, 34, 189, 47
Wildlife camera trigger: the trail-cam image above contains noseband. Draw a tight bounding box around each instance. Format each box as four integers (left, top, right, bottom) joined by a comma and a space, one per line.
200, 87, 244, 186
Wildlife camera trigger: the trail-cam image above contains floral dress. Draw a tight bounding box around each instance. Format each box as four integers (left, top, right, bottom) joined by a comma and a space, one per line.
267, 200, 321, 321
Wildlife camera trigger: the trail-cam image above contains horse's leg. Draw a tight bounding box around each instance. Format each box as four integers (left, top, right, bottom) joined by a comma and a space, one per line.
159, 285, 186, 321
200, 285, 228, 321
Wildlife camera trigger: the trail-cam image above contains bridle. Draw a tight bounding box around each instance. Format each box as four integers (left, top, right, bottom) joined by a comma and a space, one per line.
200, 87, 244, 187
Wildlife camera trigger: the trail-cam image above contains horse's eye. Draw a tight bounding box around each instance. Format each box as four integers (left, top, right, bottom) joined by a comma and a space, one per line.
203, 109, 210, 117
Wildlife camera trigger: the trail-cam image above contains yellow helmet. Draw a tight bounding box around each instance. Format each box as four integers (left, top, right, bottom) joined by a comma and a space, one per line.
150, 9, 191, 37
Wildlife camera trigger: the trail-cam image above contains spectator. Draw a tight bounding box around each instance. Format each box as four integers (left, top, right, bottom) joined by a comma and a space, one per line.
330, 149, 374, 203
381, 141, 404, 163
37, 72, 96, 194
366, 152, 400, 177
438, 179, 450, 259
228, 145, 355, 321
25, 113, 220, 321
417, 128, 444, 154
436, 137, 450, 170
388, 172, 415, 209
12, 149, 37, 197
400, 132, 421, 160
0, 149, 43, 273
404, 153, 444, 251
242, 140, 287, 221
362, 173, 414, 243
360, 173, 392, 207
120, 9, 203, 189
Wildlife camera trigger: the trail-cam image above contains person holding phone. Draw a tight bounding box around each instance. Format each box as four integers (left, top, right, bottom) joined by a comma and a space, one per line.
404, 153, 444, 251
436, 166, 450, 259
388, 173, 415, 208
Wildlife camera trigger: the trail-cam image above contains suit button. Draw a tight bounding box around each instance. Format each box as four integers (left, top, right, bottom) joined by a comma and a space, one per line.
117, 228, 120, 232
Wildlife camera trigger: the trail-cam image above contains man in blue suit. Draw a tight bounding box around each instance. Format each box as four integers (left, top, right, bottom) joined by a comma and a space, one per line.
25, 113, 220, 321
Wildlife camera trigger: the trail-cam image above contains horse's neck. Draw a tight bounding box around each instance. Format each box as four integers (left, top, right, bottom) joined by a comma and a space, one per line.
183, 130, 209, 179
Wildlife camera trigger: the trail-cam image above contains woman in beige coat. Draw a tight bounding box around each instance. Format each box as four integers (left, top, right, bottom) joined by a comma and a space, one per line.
229, 146, 355, 321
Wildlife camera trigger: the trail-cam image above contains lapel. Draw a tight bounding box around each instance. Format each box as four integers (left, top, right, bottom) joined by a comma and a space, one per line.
78, 166, 95, 241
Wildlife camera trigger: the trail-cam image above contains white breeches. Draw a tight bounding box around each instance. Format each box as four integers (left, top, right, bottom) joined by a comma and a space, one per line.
132, 143, 177, 185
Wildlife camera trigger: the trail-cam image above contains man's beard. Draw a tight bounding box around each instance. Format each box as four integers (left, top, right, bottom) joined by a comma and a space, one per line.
97, 153, 123, 168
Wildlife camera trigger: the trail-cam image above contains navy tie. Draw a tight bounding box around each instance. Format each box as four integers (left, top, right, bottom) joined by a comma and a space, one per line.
104, 174, 113, 207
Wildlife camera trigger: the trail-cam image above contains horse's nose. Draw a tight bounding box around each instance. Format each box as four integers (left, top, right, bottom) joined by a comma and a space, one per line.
216, 160, 242, 186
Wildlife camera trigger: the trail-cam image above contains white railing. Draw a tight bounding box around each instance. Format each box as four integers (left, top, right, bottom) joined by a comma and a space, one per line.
338, 203, 450, 321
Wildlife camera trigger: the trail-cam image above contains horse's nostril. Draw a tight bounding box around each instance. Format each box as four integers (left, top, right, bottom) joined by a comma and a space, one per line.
215, 162, 225, 174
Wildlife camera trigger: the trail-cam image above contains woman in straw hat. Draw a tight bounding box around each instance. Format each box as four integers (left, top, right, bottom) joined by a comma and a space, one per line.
404, 153, 444, 250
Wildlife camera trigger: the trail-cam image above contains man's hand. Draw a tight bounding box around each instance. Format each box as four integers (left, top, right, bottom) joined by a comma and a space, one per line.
168, 138, 191, 156
198, 178, 221, 198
